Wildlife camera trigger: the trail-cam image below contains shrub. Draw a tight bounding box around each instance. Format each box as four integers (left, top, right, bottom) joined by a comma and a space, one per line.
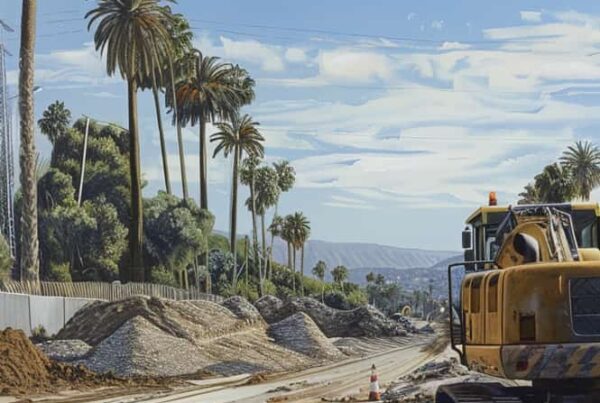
0, 234, 12, 282
324, 291, 353, 310
149, 265, 178, 287
48, 262, 72, 282
347, 289, 368, 307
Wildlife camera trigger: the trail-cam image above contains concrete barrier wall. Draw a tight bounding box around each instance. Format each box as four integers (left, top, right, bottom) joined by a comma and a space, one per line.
0, 292, 98, 336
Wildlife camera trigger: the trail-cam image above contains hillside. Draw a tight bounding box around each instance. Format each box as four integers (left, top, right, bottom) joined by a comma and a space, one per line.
270, 238, 457, 273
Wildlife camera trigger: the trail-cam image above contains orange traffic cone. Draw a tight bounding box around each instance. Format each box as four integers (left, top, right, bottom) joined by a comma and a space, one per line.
368, 364, 381, 401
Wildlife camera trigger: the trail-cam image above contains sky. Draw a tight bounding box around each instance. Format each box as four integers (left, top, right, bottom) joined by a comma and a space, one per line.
3, 0, 600, 251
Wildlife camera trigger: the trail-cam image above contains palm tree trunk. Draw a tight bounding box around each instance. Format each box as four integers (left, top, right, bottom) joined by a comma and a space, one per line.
127, 78, 144, 282
250, 177, 262, 295
267, 204, 278, 280
260, 213, 267, 286
199, 120, 208, 210
151, 81, 171, 194
230, 145, 239, 286
292, 247, 297, 293
169, 60, 188, 199
18, 0, 39, 282
245, 235, 249, 289
300, 245, 305, 296
321, 281, 324, 303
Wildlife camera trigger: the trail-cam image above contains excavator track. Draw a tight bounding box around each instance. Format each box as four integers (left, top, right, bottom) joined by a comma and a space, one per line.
435, 383, 600, 403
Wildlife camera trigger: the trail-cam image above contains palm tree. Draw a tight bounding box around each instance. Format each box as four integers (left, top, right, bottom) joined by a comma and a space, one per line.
331, 265, 348, 292
38, 101, 71, 144
281, 215, 295, 292
268, 160, 295, 275
211, 114, 264, 285
86, 0, 174, 282
534, 163, 575, 203
19, 0, 40, 282
288, 212, 310, 296
518, 183, 539, 205
312, 260, 327, 302
240, 156, 262, 293
173, 51, 254, 210
164, 12, 193, 199
560, 140, 600, 200
253, 166, 280, 280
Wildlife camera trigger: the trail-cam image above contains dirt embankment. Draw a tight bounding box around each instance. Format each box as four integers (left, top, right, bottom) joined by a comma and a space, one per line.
0, 328, 139, 396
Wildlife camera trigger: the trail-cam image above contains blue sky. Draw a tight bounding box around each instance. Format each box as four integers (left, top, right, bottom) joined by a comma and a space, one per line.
4, 0, 600, 250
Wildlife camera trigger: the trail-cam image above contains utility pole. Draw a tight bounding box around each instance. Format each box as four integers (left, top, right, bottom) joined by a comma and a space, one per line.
0, 19, 16, 264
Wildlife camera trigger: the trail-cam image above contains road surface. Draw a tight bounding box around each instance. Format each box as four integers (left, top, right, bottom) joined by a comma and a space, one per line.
102, 337, 434, 403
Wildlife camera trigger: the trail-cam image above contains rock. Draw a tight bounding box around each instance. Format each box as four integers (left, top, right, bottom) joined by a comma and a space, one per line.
418, 324, 434, 334
269, 313, 343, 360
36, 340, 91, 362
221, 296, 264, 323
256, 297, 405, 338
80, 316, 206, 377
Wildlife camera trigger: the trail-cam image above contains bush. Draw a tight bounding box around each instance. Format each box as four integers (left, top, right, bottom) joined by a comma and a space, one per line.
149, 265, 178, 287
347, 289, 368, 307
235, 281, 260, 302
263, 279, 277, 296
0, 234, 12, 282
48, 262, 72, 282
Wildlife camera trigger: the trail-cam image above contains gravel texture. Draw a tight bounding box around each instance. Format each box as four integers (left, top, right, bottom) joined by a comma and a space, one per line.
36, 340, 91, 362
269, 313, 344, 360
221, 296, 264, 323
255, 296, 408, 337
80, 316, 206, 378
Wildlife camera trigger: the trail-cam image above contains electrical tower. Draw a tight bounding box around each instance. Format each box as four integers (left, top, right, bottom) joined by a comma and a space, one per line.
0, 19, 16, 261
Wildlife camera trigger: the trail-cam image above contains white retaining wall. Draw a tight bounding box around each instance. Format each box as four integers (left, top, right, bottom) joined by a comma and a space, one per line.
0, 292, 97, 336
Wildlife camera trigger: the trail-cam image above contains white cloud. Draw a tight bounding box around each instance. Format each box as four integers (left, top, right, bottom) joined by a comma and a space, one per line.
407, 12, 417, 21
520, 10, 542, 22
220, 37, 285, 72
317, 49, 394, 83
439, 42, 471, 51
285, 48, 307, 63
431, 20, 444, 30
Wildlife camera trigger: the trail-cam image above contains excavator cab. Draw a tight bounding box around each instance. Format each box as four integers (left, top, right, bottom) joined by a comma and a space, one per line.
439, 202, 600, 403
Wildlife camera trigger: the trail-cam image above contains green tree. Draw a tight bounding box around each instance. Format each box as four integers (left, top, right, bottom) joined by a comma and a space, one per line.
517, 183, 539, 205
252, 166, 280, 281
144, 192, 214, 288
19, 0, 40, 282
86, 0, 174, 282
173, 51, 254, 210
267, 161, 296, 274
211, 113, 264, 285
560, 140, 600, 200
287, 212, 310, 296
366, 271, 375, 284
240, 156, 263, 293
281, 215, 295, 291
534, 163, 575, 203
0, 234, 12, 282
38, 101, 71, 144
331, 265, 349, 292
164, 12, 193, 198
312, 260, 327, 302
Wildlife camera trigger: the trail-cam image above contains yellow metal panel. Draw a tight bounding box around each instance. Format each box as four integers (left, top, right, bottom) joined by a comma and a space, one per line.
465, 345, 504, 378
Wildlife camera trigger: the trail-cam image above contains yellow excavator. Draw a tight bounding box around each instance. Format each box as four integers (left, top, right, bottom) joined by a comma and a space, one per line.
437, 197, 600, 402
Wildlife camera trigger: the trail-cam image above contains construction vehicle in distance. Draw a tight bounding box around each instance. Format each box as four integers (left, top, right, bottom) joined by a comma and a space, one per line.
437, 196, 600, 402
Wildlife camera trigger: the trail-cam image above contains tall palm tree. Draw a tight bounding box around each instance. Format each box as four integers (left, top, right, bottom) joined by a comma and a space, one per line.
174, 51, 254, 210
267, 160, 295, 276
164, 12, 193, 199
331, 265, 348, 292
288, 212, 310, 296
86, 0, 174, 282
240, 156, 262, 293
253, 166, 280, 280
38, 101, 71, 144
211, 114, 264, 285
312, 260, 327, 302
560, 140, 600, 200
534, 163, 575, 203
19, 0, 40, 281
281, 215, 295, 292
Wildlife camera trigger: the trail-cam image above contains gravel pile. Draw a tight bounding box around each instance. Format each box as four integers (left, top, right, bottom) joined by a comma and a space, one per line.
391, 314, 418, 333
221, 296, 264, 323
57, 296, 244, 347
80, 316, 206, 377
255, 296, 407, 337
269, 313, 344, 360
36, 340, 91, 362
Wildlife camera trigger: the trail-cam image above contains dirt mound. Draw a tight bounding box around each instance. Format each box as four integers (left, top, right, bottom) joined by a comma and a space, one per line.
56, 296, 246, 346
81, 316, 206, 377
269, 313, 344, 360
255, 297, 405, 338
221, 296, 264, 323
0, 328, 127, 396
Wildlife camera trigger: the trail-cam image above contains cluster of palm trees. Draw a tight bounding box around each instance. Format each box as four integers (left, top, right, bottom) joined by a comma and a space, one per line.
15, 0, 312, 289
519, 141, 600, 204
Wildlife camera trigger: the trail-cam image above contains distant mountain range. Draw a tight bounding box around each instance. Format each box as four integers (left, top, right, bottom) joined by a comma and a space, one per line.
269, 237, 458, 276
